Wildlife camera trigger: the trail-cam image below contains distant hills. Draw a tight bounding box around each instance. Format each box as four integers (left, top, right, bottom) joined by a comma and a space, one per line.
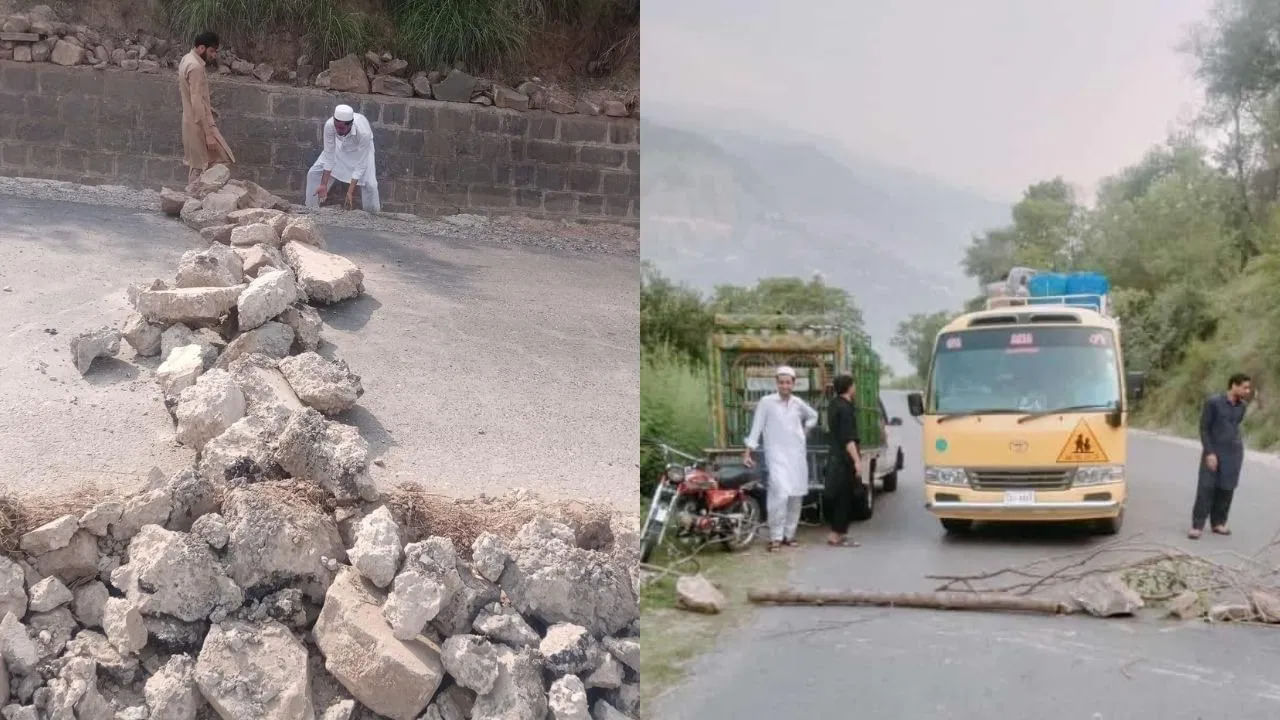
641, 106, 1010, 372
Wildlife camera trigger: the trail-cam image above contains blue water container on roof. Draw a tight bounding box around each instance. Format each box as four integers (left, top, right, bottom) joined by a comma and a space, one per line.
1028, 272, 1067, 304
1066, 272, 1108, 310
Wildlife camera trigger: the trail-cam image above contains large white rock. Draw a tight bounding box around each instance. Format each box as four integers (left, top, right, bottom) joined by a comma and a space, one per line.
278, 352, 363, 415
283, 242, 363, 304
214, 321, 294, 370
32, 530, 100, 584
0, 611, 39, 675
113, 525, 243, 623
103, 597, 147, 655
175, 370, 246, 451
227, 208, 285, 228
441, 635, 499, 694
192, 165, 231, 197
196, 415, 280, 484
156, 345, 206, 398
235, 243, 286, 278
0, 556, 28, 621
72, 581, 109, 629
175, 246, 245, 288
548, 675, 591, 720
227, 353, 305, 425
145, 654, 201, 720
122, 314, 163, 357
133, 285, 245, 326
237, 269, 298, 331
221, 487, 344, 603
314, 568, 445, 720
382, 570, 445, 640
230, 222, 281, 249
276, 303, 322, 352
69, 327, 121, 374
348, 506, 402, 588
499, 519, 638, 637
161, 324, 224, 366
471, 646, 547, 720
27, 577, 73, 613
20, 514, 79, 555
195, 619, 314, 720
281, 216, 327, 249
273, 408, 376, 502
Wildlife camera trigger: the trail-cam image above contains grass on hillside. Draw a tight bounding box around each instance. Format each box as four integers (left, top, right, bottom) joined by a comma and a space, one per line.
640, 345, 711, 497
1135, 253, 1280, 448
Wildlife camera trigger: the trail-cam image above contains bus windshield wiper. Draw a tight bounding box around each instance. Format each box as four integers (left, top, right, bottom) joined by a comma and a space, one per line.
937, 409, 1021, 424
1017, 404, 1115, 424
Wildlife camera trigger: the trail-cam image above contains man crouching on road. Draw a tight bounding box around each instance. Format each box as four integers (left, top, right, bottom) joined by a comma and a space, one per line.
305, 104, 380, 213
178, 31, 235, 192
743, 366, 819, 552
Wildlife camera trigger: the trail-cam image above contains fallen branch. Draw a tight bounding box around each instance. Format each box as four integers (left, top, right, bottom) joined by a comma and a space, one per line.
748, 589, 1075, 615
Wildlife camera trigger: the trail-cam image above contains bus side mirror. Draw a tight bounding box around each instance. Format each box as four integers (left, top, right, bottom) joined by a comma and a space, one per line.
1126, 371, 1146, 401
907, 392, 925, 417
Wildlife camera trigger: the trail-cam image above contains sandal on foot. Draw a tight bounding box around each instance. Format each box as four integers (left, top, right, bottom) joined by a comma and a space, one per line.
1188, 529, 1202, 539
827, 537, 859, 547
1213, 526, 1232, 535
766, 542, 781, 552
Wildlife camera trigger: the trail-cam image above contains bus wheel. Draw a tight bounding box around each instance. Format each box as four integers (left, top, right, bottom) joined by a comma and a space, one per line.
941, 518, 973, 534
1094, 510, 1123, 535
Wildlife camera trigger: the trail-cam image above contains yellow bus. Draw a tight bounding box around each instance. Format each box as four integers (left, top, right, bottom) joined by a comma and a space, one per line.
906, 280, 1145, 535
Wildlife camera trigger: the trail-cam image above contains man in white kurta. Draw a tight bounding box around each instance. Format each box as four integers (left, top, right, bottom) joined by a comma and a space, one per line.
743, 366, 819, 550
305, 104, 381, 212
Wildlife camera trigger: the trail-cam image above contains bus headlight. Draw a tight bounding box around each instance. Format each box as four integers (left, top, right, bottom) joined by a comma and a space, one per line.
924, 466, 969, 486
1074, 465, 1124, 486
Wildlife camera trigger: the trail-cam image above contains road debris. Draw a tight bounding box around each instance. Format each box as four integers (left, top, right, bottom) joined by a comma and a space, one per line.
0, 163, 641, 717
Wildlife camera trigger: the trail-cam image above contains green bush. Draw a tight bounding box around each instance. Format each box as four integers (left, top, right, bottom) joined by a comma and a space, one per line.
389, 0, 528, 70
639, 345, 711, 498
161, 0, 369, 64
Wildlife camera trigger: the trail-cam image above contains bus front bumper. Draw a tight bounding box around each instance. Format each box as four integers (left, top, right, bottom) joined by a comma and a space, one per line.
926, 486, 1125, 521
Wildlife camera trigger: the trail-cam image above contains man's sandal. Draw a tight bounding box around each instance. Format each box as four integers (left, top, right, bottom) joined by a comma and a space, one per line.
766, 542, 781, 552
1213, 526, 1232, 535
1188, 529, 1202, 539
826, 537, 859, 547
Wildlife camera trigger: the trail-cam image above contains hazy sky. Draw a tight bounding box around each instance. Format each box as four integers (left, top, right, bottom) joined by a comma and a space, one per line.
643, 0, 1216, 202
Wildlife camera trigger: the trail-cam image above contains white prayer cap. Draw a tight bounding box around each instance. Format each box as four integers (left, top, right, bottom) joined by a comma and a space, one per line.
333, 104, 354, 122
776, 365, 797, 379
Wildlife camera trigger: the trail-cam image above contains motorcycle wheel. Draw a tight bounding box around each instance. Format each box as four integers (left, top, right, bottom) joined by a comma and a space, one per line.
725, 495, 763, 552
665, 497, 705, 556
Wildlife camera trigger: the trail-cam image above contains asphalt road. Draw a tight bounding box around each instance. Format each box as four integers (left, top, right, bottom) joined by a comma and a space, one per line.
0, 193, 638, 509
652, 392, 1280, 719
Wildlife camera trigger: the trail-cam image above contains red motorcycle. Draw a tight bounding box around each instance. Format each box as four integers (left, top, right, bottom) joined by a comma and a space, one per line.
641, 450, 764, 563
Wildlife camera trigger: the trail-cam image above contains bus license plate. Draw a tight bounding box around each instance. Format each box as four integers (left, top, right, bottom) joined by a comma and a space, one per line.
1004, 490, 1035, 506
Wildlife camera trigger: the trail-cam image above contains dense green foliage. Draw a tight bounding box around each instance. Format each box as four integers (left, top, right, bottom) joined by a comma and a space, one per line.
162, 0, 638, 71
638, 267, 869, 495
917, 0, 1280, 445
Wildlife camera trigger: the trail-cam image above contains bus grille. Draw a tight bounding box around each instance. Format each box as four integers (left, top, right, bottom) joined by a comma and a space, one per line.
970, 469, 1072, 491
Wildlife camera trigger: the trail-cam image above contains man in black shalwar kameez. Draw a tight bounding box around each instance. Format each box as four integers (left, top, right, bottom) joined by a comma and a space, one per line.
1189, 373, 1252, 539
824, 374, 862, 547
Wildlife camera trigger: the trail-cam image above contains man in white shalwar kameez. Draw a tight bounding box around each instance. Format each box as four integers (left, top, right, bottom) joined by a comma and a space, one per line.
305, 104, 380, 212
743, 366, 819, 551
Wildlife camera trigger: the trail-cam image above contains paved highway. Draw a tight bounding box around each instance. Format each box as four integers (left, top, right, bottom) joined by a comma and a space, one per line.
652, 392, 1280, 719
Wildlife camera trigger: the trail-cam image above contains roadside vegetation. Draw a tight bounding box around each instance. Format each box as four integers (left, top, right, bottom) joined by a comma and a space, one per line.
639, 262, 872, 496
890, 0, 1280, 449
159, 0, 639, 82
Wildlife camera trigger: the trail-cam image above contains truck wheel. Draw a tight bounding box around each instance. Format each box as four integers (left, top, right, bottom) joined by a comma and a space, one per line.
941, 518, 973, 534
881, 470, 898, 493
1094, 510, 1123, 535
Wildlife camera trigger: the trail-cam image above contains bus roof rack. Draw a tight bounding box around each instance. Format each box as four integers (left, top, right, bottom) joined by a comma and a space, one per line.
985, 293, 1111, 317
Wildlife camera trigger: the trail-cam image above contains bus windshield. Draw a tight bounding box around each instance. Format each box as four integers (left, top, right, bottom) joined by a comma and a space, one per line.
928, 326, 1121, 414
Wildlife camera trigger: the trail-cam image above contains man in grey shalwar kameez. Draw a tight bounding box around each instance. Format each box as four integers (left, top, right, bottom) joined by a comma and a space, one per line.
1189, 373, 1252, 538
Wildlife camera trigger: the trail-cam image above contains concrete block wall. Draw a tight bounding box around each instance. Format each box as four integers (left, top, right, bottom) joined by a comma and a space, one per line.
0, 60, 639, 223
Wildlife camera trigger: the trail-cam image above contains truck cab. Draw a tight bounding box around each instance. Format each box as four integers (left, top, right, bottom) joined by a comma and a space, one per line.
907, 271, 1144, 535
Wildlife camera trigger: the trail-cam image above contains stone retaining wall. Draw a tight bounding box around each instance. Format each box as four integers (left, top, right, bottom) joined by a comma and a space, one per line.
0, 60, 640, 223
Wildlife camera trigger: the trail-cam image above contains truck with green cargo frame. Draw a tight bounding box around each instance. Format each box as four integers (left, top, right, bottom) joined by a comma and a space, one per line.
704, 313, 901, 522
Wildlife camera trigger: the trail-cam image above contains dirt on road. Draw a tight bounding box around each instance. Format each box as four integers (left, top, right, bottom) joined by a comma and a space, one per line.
0, 180, 639, 510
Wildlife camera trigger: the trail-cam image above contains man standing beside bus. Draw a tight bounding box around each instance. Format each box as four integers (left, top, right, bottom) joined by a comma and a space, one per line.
1189, 373, 1252, 539
824, 374, 861, 547
743, 366, 819, 552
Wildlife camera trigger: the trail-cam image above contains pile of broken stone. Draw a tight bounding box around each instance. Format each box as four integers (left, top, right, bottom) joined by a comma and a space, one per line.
38, 164, 640, 719
0, 6, 171, 72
